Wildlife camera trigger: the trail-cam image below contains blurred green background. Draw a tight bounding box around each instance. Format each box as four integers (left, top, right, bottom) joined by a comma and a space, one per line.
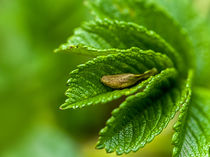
0, 0, 209, 157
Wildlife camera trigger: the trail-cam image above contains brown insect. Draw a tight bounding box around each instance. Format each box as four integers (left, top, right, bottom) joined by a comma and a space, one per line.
101, 68, 158, 89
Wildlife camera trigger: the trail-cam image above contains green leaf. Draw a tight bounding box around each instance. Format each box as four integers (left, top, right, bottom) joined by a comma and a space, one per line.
60, 48, 174, 110
172, 86, 210, 157
55, 19, 184, 73
86, 0, 194, 69
144, 0, 210, 87
96, 69, 191, 155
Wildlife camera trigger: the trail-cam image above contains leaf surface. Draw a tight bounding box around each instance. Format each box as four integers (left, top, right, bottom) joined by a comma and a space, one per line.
96, 69, 192, 155
60, 48, 173, 110
55, 19, 184, 73
172, 86, 210, 157
54, 0, 210, 155
145, 0, 210, 86
86, 0, 194, 70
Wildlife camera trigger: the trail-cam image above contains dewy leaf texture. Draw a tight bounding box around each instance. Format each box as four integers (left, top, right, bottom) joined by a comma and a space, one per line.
145, 0, 210, 86
86, 0, 194, 70
61, 48, 173, 110
172, 86, 210, 157
55, 20, 184, 73
96, 69, 193, 155
55, 0, 210, 155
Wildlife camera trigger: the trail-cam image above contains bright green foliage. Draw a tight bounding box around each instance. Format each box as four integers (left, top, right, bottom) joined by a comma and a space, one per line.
86, 0, 194, 69
172, 86, 210, 157
96, 70, 192, 155
56, 0, 210, 156
55, 20, 184, 73
96, 68, 179, 154
60, 48, 173, 110
146, 0, 210, 86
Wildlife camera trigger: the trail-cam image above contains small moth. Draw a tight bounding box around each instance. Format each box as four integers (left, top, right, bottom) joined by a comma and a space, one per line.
101, 68, 158, 89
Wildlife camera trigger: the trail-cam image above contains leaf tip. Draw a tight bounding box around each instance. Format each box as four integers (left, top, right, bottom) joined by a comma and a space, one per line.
54, 48, 59, 53
95, 141, 105, 149
59, 106, 64, 110
59, 102, 69, 110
